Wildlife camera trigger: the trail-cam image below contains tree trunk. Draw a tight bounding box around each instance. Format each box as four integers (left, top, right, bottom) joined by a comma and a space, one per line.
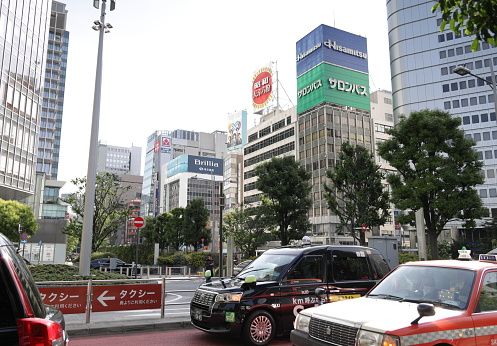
428, 231, 439, 259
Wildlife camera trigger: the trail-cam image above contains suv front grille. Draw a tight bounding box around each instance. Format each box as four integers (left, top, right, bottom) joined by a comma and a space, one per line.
191, 289, 216, 308
309, 317, 358, 346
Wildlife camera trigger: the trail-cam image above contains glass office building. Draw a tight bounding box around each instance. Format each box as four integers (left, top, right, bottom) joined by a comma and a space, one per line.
0, 0, 51, 200
387, 0, 497, 217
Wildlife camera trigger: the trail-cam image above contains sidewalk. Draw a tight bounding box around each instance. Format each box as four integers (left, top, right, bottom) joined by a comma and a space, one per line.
67, 315, 193, 337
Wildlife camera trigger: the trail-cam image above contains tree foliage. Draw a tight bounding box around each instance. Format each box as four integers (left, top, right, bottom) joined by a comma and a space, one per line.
377, 109, 488, 259
140, 207, 185, 251
183, 199, 211, 251
61, 173, 131, 252
433, 0, 497, 50
255, 156, 312, 245
223, 204, 273, 258
323, 142, 391, 246
0, 199, 38, 242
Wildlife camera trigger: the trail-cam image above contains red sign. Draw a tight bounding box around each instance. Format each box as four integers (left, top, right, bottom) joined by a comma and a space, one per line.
252, 70, 272, 106
133, 216, 145, 228
39, 286, 87, 314
362, 224, 367, 232
92, 284, 162, 312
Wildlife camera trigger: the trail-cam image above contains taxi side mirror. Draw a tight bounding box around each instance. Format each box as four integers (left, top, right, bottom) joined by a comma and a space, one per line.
411, 303, 435, 324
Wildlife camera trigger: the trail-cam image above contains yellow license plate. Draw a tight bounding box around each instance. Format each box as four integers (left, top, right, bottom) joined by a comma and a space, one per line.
328, 294, 361, 302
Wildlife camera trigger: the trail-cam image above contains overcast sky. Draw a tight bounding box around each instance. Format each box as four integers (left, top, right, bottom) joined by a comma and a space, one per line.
58, 0, 392, 194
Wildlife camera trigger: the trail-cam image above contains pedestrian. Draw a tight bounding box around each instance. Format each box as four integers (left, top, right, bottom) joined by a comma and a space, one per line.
205, 255, 214, 283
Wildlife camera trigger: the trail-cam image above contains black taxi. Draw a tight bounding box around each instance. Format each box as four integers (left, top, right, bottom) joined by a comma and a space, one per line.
190, 241, 390, 345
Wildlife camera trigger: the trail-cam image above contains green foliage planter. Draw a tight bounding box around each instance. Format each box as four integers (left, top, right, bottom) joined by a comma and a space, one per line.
29, 264, 133, 284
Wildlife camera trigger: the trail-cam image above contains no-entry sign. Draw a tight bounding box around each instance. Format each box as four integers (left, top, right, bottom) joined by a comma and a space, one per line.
133, 216, 145, 228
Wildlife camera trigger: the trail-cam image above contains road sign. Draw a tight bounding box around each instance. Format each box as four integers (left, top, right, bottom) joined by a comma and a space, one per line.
38, 240, 43, 246
92, 284, 162, 312
133, 216, 145, 228
38, 286, 87, 314
21, 232, 28, 239
20, 239, 27, 243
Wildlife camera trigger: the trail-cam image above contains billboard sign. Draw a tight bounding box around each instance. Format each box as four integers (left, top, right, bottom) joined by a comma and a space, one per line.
296, 24, 368, 77
160, 136, 171, 153
252, 63, 275, 114
297, 63, 370, 113
188, 155, 223, 175
227, 110, 247, 149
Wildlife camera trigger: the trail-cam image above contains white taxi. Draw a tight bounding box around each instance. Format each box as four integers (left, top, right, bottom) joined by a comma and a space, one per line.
291, 251, 497, 346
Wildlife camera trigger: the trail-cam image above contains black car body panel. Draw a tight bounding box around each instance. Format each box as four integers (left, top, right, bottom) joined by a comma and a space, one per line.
190, 245, 390, 342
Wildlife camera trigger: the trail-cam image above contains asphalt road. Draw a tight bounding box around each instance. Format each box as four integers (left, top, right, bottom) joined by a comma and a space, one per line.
70, 328, 292, 346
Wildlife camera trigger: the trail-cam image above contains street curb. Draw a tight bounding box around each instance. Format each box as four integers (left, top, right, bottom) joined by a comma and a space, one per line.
67, 319, 193, 337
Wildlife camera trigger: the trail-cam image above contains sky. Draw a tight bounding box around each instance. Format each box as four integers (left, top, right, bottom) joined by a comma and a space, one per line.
58, 0, 392, 194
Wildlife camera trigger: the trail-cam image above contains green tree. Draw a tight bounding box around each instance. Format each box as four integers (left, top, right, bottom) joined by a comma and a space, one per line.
377, 109, 488, 259
223, 204, 273, 258
168, 207, 185, 250
255, 156, 312, 245
140, 213, 172, 251
323, 142, 391, 246
183, 199, 210, 251
61, 173, 131, 252
0, 199, 38, 242
433, 0, 497, 50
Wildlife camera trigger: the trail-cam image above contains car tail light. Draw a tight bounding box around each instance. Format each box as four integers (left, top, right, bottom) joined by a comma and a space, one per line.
17, 318, 64, 346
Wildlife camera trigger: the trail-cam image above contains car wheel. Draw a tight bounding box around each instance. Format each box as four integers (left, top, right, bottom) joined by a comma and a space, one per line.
243, 310, 276, 346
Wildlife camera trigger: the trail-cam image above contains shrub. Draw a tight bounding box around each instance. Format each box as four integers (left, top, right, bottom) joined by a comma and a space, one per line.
188, 252, 211, 268
399, 253, 419, 264
29, 264, 132, 283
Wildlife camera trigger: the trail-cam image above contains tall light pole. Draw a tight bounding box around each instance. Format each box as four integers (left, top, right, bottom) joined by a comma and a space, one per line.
79, 0, 115, 276
453, 64, 497, 118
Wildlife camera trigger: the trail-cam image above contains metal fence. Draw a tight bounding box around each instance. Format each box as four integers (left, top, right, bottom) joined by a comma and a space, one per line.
36, 277, 199, 323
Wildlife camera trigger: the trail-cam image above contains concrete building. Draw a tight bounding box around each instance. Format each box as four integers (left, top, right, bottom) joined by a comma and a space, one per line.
370, 89, 398, 240
387, 0, 497, 222
141, 130, 227, 217
97, 141, 141, 176
243, 107, 298, 205
0, 0, 52, 201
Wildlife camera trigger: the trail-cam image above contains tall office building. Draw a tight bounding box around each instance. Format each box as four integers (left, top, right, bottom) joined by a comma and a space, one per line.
141, 129, 227, 217
0, 0, 52, 200
296, 25, 374, 245
97, 141, 141, 176
387, 0, 497, 218
38, 1, 68, 181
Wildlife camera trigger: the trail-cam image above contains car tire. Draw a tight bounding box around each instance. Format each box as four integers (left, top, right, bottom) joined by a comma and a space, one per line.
243, 310, 276, 346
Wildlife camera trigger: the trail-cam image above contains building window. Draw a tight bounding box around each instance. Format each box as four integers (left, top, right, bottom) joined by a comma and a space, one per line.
472, 114, 480, 123
442, 84, 449, 92
490, 189, 497, 198
440, 51, 447, 59
480, 189, 488, 198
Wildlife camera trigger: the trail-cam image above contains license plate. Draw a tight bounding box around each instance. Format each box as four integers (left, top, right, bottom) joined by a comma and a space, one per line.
328, 294, 361, 302
191, 308, 202, 321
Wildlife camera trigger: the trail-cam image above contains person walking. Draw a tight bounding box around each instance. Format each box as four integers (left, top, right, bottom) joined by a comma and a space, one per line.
205, 254, 214, 283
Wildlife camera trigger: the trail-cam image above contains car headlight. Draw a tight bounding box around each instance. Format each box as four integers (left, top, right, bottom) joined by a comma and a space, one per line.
357, 330, 400, 346
294, 313, 311, 333
215, 293, 243, 302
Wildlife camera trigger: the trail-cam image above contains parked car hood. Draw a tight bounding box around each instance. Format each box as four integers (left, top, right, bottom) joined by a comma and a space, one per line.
304, 297, 464, 334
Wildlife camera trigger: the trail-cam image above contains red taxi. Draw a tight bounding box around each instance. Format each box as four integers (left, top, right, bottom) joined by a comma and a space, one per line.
291, 250, 497, 346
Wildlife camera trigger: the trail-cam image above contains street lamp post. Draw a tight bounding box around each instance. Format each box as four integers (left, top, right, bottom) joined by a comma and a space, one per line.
79, 0, 115, 276
453, 64, 497, 119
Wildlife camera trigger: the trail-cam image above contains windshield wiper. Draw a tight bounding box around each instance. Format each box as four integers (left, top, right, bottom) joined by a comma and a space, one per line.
368, 294, 404, 301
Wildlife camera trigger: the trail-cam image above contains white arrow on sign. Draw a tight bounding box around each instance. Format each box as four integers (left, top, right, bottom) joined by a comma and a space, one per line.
97, 290, 115, 306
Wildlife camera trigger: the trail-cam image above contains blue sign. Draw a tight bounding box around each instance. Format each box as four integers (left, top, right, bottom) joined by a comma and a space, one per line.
21, 239, 27, 243
296, 24, 368, 77
38, 241, 43, 246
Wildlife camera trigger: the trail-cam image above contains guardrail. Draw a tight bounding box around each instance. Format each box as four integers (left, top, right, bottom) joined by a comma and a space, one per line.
97, 265, 199, 278
36, 277, 200, 324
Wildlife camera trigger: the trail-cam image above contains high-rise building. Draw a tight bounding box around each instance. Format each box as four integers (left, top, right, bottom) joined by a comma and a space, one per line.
387, 0, 497, 218
38, 1, 68, 181
141, 129, 227, 217
0, 0, 52, 200
97, 141, 141, 176
296, 25, 374, 245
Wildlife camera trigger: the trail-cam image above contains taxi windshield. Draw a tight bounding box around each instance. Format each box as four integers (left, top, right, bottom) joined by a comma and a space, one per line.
368, 265, 476, 310
236, 254, 296, 282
